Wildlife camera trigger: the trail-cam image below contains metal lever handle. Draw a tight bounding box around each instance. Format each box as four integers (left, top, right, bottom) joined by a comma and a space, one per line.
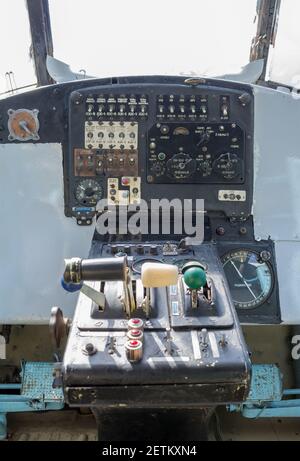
63, 256, 127, 283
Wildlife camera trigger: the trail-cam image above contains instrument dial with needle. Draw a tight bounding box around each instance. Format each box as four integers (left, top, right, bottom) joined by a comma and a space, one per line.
75, 179, 103, 205
7, 108, 40, 141
213, 152, 242, 180
166, 153, 196, 179
221, 249, 273, 309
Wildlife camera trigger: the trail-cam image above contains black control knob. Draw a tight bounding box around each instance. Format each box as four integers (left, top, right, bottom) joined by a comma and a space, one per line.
85, 187, 95, 197
124, 245, 131, 255
166, 153, 196, 180
136, 245, 144, 255
239, 93, 251, 106
151, 163, 165, 177
150, 245, 158, 255
111, 245, 118, 255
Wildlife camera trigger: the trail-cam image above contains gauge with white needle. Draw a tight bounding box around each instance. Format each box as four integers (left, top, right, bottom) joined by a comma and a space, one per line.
75, 179, 103, 205
221, 249, 273, 309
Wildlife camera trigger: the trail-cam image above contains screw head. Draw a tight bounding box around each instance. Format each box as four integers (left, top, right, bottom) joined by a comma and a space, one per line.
83, 343, 97, 356
216, 226, 226, 236
259, 250, 271, 262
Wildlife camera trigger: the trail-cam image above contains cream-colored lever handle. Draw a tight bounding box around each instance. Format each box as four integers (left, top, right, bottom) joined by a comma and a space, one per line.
141, 263, 178, 288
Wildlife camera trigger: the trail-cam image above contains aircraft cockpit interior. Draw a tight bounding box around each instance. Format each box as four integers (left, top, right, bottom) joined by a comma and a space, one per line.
1, 0, 300, 443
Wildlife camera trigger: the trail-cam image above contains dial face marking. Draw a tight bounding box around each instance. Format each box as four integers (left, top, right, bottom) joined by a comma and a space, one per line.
7, 109, 40, 141
75, 179, 103, 204
222, 250, 273, 310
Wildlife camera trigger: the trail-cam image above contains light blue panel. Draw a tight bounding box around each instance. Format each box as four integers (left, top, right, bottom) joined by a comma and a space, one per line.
0, 414, 7, 440
229, 364, 300, 419
0, 362, 64, 440
21, 362, 64, 401
253, 86, 300, 242
247, 364, 282, 402
253, 86, 300, 323
274, 241, 300, 324
0, 143, 94, 324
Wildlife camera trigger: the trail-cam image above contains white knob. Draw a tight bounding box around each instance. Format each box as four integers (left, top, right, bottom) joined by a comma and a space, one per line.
141, 263, 178, 288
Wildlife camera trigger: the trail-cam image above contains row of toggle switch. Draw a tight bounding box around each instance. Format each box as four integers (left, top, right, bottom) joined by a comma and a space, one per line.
156, 94, 208, 120
156, 95, 230, 120
108, 244, 159, 256
85, 94, 149, 119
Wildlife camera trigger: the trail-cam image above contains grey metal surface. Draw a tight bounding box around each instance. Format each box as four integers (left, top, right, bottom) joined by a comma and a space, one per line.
215, 59, 264, 83
253, 85, 300, 241
0, 143, 94, 323
273, 241, 300, 324
46, 56, 95, 83
253, 85, 300, 323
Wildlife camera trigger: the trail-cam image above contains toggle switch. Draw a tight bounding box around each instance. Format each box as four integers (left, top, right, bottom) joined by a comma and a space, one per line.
124, 245, 131, 255
136, 244, 144, 255
150, 245, 158, 255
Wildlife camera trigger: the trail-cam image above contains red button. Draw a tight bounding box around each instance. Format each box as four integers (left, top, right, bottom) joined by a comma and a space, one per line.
131, 329, 140, 336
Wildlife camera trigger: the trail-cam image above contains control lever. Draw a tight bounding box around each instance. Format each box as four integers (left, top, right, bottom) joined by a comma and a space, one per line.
182, 262, 208, 309
81, 284, 106, 309
141, 263, 178, 317
63, 256, 135, 316
61, 277, 106, 309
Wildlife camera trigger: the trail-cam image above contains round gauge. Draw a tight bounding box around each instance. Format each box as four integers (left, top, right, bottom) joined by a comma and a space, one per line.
221, 249, 273, 310
166, 153, 196, 179
151, 162, 165, 177
7, 108, 40, 141
75, 179, 103, 205
213, 152, 242, 180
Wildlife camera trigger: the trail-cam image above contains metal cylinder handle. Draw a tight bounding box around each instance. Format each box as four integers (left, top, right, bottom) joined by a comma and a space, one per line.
63, 256, 128, 283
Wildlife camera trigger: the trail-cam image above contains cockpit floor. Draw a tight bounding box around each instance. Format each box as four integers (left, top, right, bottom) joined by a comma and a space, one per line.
4, 409, 300, 441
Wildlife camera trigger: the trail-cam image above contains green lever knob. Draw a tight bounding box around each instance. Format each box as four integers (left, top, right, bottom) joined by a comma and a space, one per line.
183, 266, 207, 290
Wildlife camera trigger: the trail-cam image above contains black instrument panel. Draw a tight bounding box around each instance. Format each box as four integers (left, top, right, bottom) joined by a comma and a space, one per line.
147, 122, 245, 184
67, 80, 254, 222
